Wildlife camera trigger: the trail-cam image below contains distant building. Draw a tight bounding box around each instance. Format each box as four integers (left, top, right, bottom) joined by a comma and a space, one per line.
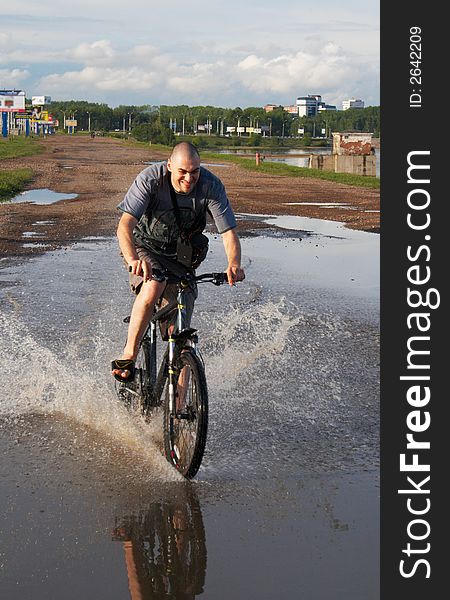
264, 104, 279, 112
296, 95, 322, 117
318, 103, 336, 112
283, 105, 298, 114
342, 98, 365, 110
296, 95, 336, 117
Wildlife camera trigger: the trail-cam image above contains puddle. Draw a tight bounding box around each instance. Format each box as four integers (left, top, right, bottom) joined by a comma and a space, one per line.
9, 189, 78, 205
22, 232, 45, 238
0, 226, 379, 600
22, 242, 52, 248
32, 220, 55, 226
284, 202, 351, 207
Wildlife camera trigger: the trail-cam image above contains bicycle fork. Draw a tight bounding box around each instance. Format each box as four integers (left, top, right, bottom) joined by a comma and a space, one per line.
167, 335, 177, 417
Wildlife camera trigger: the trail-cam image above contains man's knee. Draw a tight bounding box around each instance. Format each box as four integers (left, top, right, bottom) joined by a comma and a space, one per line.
136, 279, 166, 304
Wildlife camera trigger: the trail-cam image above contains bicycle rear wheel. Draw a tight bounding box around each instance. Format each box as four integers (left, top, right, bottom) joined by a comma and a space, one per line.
163, 349, 208, 479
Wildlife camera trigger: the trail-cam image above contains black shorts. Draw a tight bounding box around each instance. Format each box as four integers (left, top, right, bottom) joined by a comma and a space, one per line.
128, 247, 198, 337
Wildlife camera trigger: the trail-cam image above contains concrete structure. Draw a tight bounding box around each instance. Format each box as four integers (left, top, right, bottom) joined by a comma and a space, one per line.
332, 132, 373, 156
309, 131, 376, 176
309, 153, 376, 176
342, 98, 365, 110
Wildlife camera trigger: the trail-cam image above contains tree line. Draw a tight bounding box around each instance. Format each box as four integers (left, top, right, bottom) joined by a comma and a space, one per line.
42, 100, 380, 144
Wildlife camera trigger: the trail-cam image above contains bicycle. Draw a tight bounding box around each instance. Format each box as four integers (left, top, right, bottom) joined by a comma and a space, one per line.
115, 270, 229, 479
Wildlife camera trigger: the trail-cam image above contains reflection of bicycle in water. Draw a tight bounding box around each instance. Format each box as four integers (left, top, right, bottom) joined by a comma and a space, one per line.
112, 486, 207, 599
116, 270, 229, 479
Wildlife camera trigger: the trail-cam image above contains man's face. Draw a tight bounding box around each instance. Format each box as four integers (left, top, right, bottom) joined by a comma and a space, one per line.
167, 154, 201, 194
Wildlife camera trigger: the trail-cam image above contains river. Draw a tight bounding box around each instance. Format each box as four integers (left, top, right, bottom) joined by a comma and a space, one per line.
214, 147, 381, 178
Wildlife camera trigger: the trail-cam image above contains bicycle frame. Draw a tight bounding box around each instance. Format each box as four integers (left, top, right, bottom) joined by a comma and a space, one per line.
143, 279, 199, 412
142, 272, 227, 412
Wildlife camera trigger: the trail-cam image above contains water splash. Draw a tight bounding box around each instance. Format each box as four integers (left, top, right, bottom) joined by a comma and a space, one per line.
0, 311, 180, 481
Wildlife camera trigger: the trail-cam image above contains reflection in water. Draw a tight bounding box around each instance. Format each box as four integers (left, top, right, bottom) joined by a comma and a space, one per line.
113, 485, 207, 600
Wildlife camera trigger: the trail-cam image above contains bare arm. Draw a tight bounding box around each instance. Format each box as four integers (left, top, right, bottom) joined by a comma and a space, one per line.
117, 212, 152, 281
221, 228, 245, 286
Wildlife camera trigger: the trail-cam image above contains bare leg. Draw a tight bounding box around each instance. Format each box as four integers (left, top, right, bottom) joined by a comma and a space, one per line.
112, 280, 166, 379
177, 366, 190, 412
165, 323, 191, 411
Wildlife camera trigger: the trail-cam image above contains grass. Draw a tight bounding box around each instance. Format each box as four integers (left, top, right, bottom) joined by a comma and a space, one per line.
0, 136, 44, 160
0, 168, 34, 200
0, 137, 42, 200
125, 138, 379, 190
201, 152, 380, 189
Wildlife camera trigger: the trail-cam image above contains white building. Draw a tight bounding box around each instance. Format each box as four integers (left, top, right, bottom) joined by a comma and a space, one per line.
342, 98, 365, 110
318, 103, 337, 112
296, 95, 322, 117
296, 95, 337, 116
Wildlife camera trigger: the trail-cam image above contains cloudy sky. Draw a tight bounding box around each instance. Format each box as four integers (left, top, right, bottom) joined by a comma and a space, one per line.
0, 0, 379, 109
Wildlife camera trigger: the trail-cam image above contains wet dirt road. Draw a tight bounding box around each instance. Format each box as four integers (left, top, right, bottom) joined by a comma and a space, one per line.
0, 135, 380, 259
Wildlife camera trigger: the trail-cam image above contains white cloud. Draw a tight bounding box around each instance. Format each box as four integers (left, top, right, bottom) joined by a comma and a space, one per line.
0, 68, 30, 87
236, 45, 354, 97
41, 66, 160, 93
34, 37, 379, 106
65, 40, 116, 64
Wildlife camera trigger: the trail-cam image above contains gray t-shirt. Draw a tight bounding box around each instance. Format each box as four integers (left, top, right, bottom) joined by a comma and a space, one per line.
117, 161, 236, 255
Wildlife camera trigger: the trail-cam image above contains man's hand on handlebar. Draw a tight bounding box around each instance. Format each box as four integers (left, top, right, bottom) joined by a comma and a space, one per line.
226, 265, 245, 286
128, 258, 153, 282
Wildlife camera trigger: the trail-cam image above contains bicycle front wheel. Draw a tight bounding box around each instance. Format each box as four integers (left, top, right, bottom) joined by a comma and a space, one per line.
163, 350, 208, 479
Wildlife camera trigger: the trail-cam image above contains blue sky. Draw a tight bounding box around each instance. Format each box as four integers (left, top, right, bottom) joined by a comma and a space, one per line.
0, 0, 379, 108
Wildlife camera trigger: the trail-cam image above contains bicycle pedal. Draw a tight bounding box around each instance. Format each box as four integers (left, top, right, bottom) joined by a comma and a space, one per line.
175, 412, 187, 420
175, 411, 195, 420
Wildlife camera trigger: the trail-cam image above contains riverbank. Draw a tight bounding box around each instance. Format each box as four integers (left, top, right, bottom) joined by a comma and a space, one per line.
0, 135, 379, 258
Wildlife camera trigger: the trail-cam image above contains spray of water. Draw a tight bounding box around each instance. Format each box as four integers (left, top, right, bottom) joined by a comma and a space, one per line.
0, 311, 181, 481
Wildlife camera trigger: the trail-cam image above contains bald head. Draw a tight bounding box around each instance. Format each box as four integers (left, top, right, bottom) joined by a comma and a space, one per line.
167, 142, 201, 194
169, 142, 200, 163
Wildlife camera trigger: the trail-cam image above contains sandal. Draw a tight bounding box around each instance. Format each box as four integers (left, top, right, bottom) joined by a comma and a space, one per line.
111, 359, 136, 382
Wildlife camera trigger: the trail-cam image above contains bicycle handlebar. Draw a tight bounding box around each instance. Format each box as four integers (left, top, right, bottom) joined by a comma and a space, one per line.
194, 272, 228, 285
151, 269, 228, 286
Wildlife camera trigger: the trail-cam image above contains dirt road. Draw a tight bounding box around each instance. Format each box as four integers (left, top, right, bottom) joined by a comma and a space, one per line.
0, 135, 379, 258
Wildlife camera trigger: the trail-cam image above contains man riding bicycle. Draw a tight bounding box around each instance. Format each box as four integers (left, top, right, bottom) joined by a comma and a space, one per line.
112, 141, 245, 382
